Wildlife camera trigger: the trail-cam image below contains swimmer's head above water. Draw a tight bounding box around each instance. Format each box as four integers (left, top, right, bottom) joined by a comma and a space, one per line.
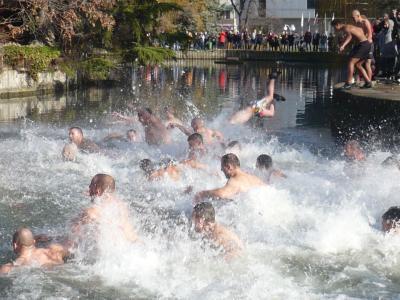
382, 207, 400, 233
192, 202, 215, 233
221, 153, 240, 179
137, 108, 153, 125
140, 159, 155, 177
12, 227, 35, 254
89, 174, 116, 199
191, 117, 205, 132
69, 127, 84, 146
256, 154, 273, 170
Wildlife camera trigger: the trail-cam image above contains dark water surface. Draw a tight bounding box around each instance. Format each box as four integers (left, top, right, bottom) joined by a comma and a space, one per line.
2, 62, 400, 299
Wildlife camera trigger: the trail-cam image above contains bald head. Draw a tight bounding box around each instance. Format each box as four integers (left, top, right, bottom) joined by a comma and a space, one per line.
352, 10, 362, 23
191, 118, 204, 131
89, 174, 116, 197
13, 227, 34, 248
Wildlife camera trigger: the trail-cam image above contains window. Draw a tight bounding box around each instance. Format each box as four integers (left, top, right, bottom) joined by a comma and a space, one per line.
259, 0, 266, 17
223, 10, 231, 20
307, 0, 315, 9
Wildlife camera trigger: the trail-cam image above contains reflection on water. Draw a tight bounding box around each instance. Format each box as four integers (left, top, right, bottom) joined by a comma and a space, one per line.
4, 63, 400, 299
0, 62, 342, 129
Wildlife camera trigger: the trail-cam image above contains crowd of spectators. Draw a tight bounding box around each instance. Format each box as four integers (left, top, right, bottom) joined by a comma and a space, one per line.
178, 29, 335, 53
371, 9, 400, 79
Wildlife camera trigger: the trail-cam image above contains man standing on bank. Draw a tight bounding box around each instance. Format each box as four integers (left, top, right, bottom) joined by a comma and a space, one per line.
332, 19, 373, 89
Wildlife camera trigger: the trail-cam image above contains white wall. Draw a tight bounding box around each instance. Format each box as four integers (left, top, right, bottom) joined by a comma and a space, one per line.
265, 0, 315, 19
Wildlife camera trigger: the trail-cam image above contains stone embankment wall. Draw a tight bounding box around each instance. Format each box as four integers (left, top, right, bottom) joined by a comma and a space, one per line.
0, 67, 67, 99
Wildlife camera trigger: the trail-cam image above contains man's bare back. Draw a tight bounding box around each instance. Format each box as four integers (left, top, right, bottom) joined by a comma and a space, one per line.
72, 174, 139, 244
0, 228, 68, 274
343, 25, 368, 43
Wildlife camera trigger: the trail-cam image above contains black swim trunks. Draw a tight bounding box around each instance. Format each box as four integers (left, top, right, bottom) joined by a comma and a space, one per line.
349, 40, 371, 59
368, 42, 374, 60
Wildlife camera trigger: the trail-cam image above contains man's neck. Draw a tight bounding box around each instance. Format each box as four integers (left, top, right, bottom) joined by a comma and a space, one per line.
18, 245, 36, 259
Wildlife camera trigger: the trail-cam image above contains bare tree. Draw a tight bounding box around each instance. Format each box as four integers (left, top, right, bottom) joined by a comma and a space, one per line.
229, 0, 255, 31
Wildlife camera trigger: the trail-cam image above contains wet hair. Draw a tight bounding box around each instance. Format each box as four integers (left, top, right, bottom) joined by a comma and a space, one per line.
382, 155, 400, 168
193, 202, 215, 223
382, 207, 400, 227
13, 227, 34, 247
140, 159, 154, 176
91, 174, 115, 194
69, 127, 83, 136
221, 153, 240, 168
226, 141, 241, 150
187, 133, 203, 144
145, 108, 153, 114
127, 129, 136, 135
256, 154, 273, 170
331, 19, 342, 27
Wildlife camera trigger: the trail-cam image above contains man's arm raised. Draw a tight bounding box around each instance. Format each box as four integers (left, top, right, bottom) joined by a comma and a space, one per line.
168, 123, 193, 136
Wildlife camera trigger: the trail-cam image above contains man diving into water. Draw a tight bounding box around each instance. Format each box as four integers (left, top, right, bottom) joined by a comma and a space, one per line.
229, 72, 282, 125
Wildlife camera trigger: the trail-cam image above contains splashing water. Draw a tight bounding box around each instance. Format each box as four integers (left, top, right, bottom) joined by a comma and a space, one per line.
1, 63, 400, 299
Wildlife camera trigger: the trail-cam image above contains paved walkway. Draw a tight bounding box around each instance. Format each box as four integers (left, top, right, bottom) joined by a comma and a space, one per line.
334, 82, 400, 102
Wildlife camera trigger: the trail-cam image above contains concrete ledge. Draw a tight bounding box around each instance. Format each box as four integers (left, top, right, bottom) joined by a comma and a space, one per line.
334, 82, 400, 102
174, 50, 346, 63
0, 68, 67, 99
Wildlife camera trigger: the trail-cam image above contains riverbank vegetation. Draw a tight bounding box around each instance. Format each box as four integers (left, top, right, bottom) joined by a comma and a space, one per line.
0, 0, 220, 81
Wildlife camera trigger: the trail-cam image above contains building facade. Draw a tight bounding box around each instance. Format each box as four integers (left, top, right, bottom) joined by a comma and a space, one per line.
219, 0, 316, 32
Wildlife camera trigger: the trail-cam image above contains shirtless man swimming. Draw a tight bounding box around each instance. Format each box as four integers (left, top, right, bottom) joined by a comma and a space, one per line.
168, 117, 223, 145
180, 133, 209, 170
256, 154, 286, 181
0, 227, 69, 274
68, 127, 100, 153
194, 153, 265, 202
137, 108, 171, 145
229, 72, 279, 125
71, 174, 139, 243
192, 202, 243, 260
331, 19, 372, 89
352, 10, 374, 82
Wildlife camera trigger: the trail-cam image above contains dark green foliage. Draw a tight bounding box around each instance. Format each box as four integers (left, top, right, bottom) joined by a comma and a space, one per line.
80, 57, 116, 81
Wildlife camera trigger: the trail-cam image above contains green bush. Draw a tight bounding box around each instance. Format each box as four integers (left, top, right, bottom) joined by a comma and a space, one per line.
2, 45, 60, 80
125, 46, 176, 65
80, 57, 116, 81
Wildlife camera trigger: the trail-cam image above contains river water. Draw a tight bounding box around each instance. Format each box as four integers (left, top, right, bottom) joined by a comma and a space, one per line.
1, 62, 400, 299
